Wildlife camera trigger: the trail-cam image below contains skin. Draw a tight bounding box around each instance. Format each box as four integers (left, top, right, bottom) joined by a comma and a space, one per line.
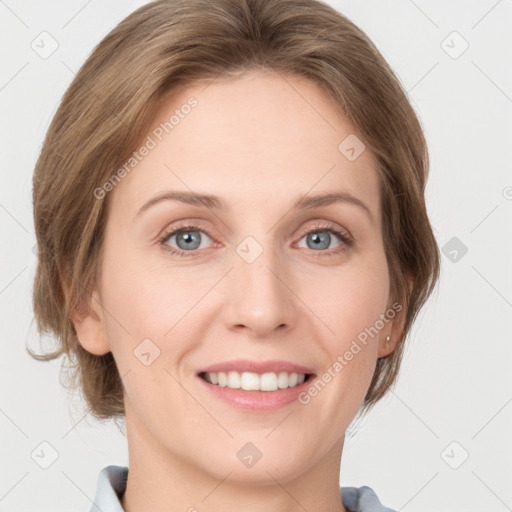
72, 69, 406, 512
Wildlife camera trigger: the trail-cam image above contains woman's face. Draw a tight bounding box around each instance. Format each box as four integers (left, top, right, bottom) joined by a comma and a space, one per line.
77, 69, 402, 484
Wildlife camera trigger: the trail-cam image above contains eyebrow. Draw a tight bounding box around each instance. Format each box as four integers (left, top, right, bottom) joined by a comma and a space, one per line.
135, 190, 374, 224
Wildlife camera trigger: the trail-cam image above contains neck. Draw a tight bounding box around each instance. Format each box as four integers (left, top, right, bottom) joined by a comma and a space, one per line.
120, 407, 349, 512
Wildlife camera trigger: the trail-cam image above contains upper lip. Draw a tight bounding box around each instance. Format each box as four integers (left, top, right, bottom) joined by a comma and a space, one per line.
197, 359, 316, 376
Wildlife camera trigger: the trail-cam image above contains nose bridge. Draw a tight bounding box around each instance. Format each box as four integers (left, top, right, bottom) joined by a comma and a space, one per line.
223, 232, 296, 336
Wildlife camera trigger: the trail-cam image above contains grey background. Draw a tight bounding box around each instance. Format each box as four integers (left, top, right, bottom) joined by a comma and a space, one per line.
1, 0, 511, 510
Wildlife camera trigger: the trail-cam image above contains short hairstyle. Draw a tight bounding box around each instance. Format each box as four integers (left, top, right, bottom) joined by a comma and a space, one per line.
30, 0, 440, 420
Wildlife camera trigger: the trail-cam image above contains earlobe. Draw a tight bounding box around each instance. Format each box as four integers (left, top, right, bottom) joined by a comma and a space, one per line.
63, 268, 111, 356
377, 296, 409, 358
378, 334, 396, 359
67, 278, 111, 356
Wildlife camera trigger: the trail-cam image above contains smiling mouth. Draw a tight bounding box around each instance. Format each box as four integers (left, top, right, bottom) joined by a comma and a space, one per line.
198, 371, 314, 392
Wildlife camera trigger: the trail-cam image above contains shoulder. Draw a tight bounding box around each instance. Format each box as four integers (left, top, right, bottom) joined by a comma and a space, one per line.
341, 485, 397, 512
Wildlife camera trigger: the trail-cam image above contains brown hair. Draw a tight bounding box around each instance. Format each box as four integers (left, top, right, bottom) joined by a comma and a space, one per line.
30, 0, 440, 420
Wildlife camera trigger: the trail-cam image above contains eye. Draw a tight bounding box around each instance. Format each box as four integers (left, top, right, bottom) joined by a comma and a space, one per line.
158, 223, 214, 257
295, 222, 353, 256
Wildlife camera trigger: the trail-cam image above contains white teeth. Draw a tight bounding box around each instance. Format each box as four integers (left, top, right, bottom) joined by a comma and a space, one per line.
227, 371, 241, 389
261, 372, 278, 391
218, 372, 227, 387
277, 371, 288, 389
202, 371, 307, 391
289, 372, 299, 387
241, 372, 260, 390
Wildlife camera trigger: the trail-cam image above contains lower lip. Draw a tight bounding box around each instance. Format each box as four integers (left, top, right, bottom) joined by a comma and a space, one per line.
196, 375, 315, 411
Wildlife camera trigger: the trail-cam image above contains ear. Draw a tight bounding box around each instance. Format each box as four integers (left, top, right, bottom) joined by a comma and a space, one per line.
377, 276, 413, 358
64, 269, 111, 356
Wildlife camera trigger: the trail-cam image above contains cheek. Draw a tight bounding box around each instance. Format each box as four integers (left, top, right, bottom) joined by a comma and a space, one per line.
101, 262, 201, 345
308, 257, 390, 336
97, 261, 200, 412
305, 269, 387, 407
306, 255, 389, 392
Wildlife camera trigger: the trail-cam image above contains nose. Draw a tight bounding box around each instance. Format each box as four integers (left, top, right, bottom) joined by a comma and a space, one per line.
221, 241, 297, 339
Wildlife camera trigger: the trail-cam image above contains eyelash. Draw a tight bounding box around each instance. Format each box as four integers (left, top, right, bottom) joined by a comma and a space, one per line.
157, 221, 354, 258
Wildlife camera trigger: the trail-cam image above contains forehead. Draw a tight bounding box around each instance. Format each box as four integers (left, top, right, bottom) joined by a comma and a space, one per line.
108, 69, 381, 223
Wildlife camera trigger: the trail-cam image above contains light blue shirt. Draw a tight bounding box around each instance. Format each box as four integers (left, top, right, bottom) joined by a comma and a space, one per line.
89, 465, 397, 512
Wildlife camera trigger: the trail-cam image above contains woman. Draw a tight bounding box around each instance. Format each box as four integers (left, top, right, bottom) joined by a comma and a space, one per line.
30, 0, 440, 511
